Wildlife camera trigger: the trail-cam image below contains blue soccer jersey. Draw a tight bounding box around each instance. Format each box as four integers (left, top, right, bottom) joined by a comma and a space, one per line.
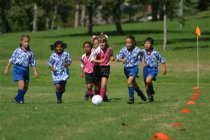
143, 49, 165, 68
9, 47, 36, 67
48, 52, 72, 82
117, 47, 143, 67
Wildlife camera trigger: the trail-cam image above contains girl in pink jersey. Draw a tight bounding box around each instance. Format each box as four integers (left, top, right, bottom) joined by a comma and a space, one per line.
91, 33, 115, 101
80, 41, 95, 100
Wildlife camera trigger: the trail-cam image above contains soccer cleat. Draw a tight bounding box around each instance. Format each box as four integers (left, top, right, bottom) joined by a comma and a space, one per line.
57, 100, 62, 104
84, 94, 89, 101
149, 95, 154, 103
13, 97, 24, 104
103, 95, 109, 102
127, 99, 134, 104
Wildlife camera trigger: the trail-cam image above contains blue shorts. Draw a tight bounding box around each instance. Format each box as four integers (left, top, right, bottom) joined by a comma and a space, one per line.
143, 66, 158, 81
13, 64, 29, 84
124, 66, 139, 79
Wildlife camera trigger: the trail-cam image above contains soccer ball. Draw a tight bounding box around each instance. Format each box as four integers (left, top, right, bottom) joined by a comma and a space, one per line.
92, 95, 103, 105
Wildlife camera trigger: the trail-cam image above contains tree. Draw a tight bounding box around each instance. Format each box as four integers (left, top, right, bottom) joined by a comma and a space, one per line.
87, 2, 93, 34
112, 0, 123, 34
163, 2, 167, 51
32, 2, 38, 32
0, 0, 11, 32
100, 0, 123, 34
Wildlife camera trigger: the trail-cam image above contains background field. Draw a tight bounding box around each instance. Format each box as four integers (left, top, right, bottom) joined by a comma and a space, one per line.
0, 12, 210, 140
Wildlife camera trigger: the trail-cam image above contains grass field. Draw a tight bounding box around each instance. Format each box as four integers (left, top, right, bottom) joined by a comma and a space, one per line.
0, 11, 210, 140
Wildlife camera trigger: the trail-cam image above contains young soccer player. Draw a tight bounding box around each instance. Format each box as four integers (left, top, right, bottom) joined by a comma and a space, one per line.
48, 41, 72, 103
4, 35, 38, 104
117, 35, 146, 104
142, 37, 167, 102
80, 41, 95, 100
92, 35, 99, 49
91, 33, 115, 101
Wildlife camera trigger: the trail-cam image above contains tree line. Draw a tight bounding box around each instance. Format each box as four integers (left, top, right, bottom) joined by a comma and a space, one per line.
0, 0, 210, 34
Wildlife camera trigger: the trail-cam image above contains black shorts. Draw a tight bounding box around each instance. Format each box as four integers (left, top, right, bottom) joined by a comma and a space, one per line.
99, 66, 110, 79
85, 72, 95, 84
93, 65, 100, 84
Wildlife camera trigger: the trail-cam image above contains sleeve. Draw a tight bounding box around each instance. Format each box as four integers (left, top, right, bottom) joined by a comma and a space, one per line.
9, 49, 18, 64
156, 52, 166, 64
90, 48, 99, 62
65, 52, 72, 64
138, 49, 144, 61
30, 51, 36, 67
48, 54, 55, 67
80, 55, 84, 68
117, 48, 125, 59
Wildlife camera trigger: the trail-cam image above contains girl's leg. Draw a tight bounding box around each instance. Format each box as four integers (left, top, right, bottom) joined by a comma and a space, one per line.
100, 77, 108, 101
145, 76, 154, 102
60, 81, 67, 94
94, 83, 100, 95
127, 76, 135, 103
86, 83, 94, 98
133, 80, 146, 101
55, 84, 62, 103
15, 80, 26, 103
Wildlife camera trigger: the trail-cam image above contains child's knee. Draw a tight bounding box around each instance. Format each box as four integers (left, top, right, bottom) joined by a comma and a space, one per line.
146, 79, 152, 84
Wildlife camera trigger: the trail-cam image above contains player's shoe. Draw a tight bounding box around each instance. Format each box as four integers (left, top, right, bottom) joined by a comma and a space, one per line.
84, 93, 89, 101
127, 99, 134, 104
149, 95, 154, 103
57, 100, 62, 104
103, 95, 109, 102
13, 97, 24, 104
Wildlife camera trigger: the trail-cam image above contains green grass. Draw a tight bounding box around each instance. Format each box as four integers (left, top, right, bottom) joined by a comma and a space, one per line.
0, 11, 210, 140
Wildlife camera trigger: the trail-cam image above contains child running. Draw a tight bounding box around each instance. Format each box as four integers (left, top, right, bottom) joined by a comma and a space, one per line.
48, 41, 72, 103
117, 35, 146, 104
142, 37, 167, 102
91, 33, 115, 101
80, 41, 95, 100
4, 35, 38, 104
83, 35, 100, 100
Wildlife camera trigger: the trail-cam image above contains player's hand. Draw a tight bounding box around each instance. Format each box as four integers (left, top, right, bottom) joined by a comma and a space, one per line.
142, 63, 146, 68
80, 73, 83, 78
64, 63, 70, 68
98, 59, 104, 63
4, 69, 8, 76
163, 70, 167, 75
110, 56, 115, 62
122, 58, 127, 63
34, 72, 38, 78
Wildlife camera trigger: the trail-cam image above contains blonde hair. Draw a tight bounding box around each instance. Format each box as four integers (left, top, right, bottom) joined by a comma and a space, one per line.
20, 35, 30, 47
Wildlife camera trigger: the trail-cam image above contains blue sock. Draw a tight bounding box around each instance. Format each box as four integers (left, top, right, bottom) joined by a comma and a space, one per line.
16, 89, 25, 102
128, 87, 134, 100
56, 91, 62, 101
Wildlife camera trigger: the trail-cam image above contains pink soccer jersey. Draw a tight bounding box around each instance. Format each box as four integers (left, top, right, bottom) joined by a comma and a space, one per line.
91, 47, 112, 66
81, 54, 94, 73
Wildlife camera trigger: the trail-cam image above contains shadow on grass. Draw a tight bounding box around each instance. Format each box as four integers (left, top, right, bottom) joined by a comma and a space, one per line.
108, 97, 123, 102
172, 45, 209, 51
39, 29, 187, 39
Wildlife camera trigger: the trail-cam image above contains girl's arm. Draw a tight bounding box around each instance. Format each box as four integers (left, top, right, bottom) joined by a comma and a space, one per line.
141, 56, 146, 67
80, 67, 84, 78
49, 66, 55, 72
117, 58, 127, 63
91, 59, 104, 64
110, 49, 115, 61
4, 61, 12, 75
64, 63, 70, 68
162, 63, 167, 75
32, 66, 38, 78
